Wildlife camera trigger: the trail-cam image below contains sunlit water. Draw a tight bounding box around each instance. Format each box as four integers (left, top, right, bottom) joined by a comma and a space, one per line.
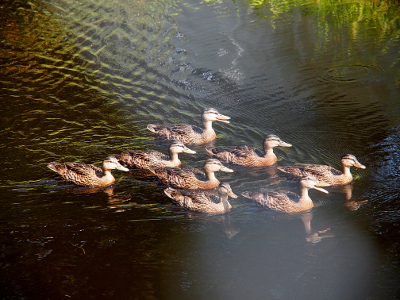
1, 0, 400, 299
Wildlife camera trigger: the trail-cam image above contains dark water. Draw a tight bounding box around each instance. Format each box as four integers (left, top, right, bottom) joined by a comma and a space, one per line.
1, 0, 400, 299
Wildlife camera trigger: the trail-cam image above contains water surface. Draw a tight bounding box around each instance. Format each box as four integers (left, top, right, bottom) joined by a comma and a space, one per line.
1, 0, 400, 299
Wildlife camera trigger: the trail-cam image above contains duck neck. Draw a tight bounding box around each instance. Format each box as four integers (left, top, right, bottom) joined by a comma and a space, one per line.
298, 187, 313, 208
168, 149, 181, 165
205, 170, 218, 184
101, 168, 115, 185
219, 194, 231, 211
202, 119, 214, 132
263, 145, 275, 158
341, 165, 352, 179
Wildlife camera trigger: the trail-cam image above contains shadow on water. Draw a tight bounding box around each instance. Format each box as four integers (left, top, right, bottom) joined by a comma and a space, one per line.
1, 0, 400, 299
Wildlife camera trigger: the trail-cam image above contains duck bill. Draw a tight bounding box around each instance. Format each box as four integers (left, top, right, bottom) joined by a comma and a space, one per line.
220, 165, 234, 173
117, 164, 130, 172
355, 162, 366, 169
216, 114, 231, 123
279, 141, 292, 147
184, 148, 196, 154
228, 191, 238, 198
313, 186, 329, 194
315, 180, 331, 187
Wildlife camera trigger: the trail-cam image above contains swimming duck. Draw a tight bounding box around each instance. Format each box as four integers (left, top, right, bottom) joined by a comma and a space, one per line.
148, 158, 234, 189
241, 175, 329, 213
147, 108, 231, 145
278, 154, 366, 186
205, 134, 292, 167
48, 156, 129, 187
164, 183, 237, 214
115, 141, 196, 169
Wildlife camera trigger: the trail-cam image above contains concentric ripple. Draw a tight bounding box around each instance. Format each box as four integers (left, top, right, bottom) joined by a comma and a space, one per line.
319, 64, 385, 83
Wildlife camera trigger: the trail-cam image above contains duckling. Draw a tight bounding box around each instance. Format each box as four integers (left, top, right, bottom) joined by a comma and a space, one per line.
278, 154, 366, 186
148, 158, 233, 189
241, 175, 329, 213
115, 141, 196, 169
147, 108, 230, 145
164, 183, 237, 214
205, 134, 292, 167
48, 156, 129, 187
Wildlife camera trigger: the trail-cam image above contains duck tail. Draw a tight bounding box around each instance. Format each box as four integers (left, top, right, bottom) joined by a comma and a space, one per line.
47, 162, 61, 172
164, 187, 177, 198
204, 146, 215, 155
241, 191, 251, 199
147, 124, 158, 133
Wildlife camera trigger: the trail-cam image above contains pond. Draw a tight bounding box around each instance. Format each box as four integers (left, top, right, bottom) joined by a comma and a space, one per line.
1, 0, 400, 299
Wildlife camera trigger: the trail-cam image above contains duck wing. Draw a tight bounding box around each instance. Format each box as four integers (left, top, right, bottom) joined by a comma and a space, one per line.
229, 145, 260, 157
117, 150, 168, 169
242, 188, 300, 211
206, 145, 261, 163
164, 187, 198, 210
279, 163, 340, 181
147, 124, 203, 144
48, 162, 103, 185
149, 166, 206, 189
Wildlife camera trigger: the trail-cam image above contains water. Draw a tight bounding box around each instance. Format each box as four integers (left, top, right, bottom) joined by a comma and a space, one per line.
1, 0, 400, 298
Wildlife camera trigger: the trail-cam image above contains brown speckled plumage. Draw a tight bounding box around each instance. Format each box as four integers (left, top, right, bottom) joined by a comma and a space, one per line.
164, 183, 237, 214
278, 154, 366, 186
205, 134, 292, 167
147, 108, 230, 145
48, 156, 129, 187
241, 175, 329, 213
148, 158, 233, 189
115, 141, 195, 169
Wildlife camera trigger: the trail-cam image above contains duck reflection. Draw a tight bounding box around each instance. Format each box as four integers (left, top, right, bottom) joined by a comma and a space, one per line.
324, 184, 368, 211
300, 212, 334, 244
185, 213, 241, 239
344, 198, 368, 211
271, 211, 334, 243
66, 185, 133, 210
163, 183, 240, 238
61, 184, 116, 195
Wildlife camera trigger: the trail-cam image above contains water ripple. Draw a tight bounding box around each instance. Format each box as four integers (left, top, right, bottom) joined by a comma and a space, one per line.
318, 64, 385, 83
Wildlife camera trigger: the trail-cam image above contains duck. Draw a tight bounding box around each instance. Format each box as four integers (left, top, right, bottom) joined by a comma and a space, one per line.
164, 183, 237, 214
148, 158, 234, 189
241, 175, 329, 213
278, 154, 366, 186
205, 134, 292, 167
115, 141, 196, 169
147, 108, 231, 145
47, 156, 129, 187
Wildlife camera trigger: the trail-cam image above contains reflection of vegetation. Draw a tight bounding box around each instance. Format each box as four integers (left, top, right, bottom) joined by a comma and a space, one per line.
247, 0, 400, 34
246, 0, 400, 83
